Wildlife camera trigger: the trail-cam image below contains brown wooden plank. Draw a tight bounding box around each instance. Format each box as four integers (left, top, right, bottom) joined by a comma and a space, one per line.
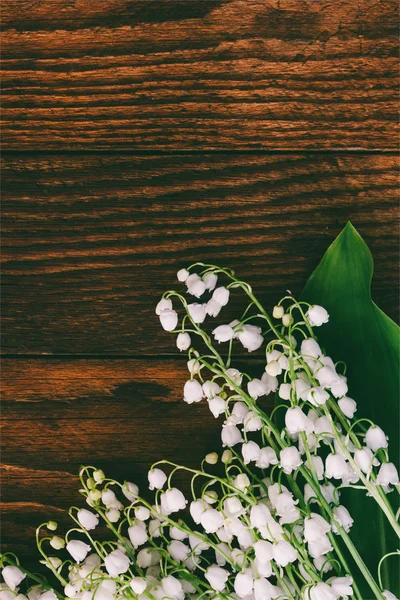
0, 357, 270, 558
1, 0, 398, 150
2, 152, 399, 355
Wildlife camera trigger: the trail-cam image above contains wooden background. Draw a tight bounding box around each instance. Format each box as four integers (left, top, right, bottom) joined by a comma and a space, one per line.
1, 0, 399, 563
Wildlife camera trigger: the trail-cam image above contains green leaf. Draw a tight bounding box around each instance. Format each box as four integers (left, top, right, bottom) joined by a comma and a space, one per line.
301, 222, 399, 596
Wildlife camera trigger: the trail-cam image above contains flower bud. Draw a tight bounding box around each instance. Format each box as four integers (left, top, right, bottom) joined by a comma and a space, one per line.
282, 313, 293, 327
177, 268, 189, 282
49, 536, 65, 550
93, 469, 106, 483
46, 521, 58, 531
272, 305, 284, 319
221, 449, 233, 464
205, 452, 218, 465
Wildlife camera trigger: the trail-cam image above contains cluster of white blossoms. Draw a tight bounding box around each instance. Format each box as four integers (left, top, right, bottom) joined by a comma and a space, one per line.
1, 265, 399, 600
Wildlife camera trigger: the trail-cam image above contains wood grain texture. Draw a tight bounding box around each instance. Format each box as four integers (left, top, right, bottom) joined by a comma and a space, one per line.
0, 358, 269, 557
2, 0, 399, 150
2, 152, 399, 354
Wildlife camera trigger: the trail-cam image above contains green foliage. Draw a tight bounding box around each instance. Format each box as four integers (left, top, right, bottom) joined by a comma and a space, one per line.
301, 222, 399, 596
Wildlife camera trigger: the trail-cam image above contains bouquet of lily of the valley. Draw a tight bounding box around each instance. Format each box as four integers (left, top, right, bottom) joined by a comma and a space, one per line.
1, 224, 399, 600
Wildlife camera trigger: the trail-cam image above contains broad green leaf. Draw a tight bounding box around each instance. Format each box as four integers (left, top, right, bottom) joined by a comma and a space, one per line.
301, 222, 399, 596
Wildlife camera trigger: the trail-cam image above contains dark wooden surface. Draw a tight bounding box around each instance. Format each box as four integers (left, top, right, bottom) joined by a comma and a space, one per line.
1, 0, 399, 563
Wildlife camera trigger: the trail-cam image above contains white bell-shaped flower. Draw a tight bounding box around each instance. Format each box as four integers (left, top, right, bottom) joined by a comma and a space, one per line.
338, 396, 357, 418
233, 473, 250, 491
148, 468, 167, 490
234, 570, 254, 598
190, 499, 207, 524
241, 441, 261, 464
307, 386, 330, 406
183, 379, 203, 404
104, 549, 131, 577
162, 576, 184, 600
226, 367, 243, 389
66, 540, 91, 563
308, 582, 337, 600
127, 524, 148, 548
261, 372, 279, 394
200, 509, 224, 533
280, 446, 302, 474
301, 338, 322, 358
77, 509, 99, 531
285, 406, 310, 434
304, 513, 331, 543
332, 505, 354, 533
212, 287, 230, 306
238, 324, 264, 352
255, 446, 277, 469
365, 425, 388, 452
187, 278, 206, 298
167, 541, 190, 562
278, 383, 291, 400
159, 309, 178, 331
204, 566, 229, 592
202, 380, 221, 399
176, 332, 191, 351
328, 576, 353, 598
2, 567, 26, 591
206, 299, 222, 317
306, 305, 329, 327
203, 272, 218, 291
187, 303, 206, 323
250, 504, 273, 529
160, 488, 187, 515
325, 454, 349, 479
213, 324, 235, 343
208, 396, 226, 418
308, 534, 333, 558
155, 298, 172, 315
272, 540, 298, 566
130, 578, 147, 595
135, 506, 150, 521
254, 577, 279, 600
189, 532, 209, 555
354, 447, 379, 474
221, 424, 243, 447
307, 455, 324, 480
247, 378, 267, 399
376, 462, 399, 488
253, 539, 274, 562
383, 591, 398, 600
121, 481, 138, 501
